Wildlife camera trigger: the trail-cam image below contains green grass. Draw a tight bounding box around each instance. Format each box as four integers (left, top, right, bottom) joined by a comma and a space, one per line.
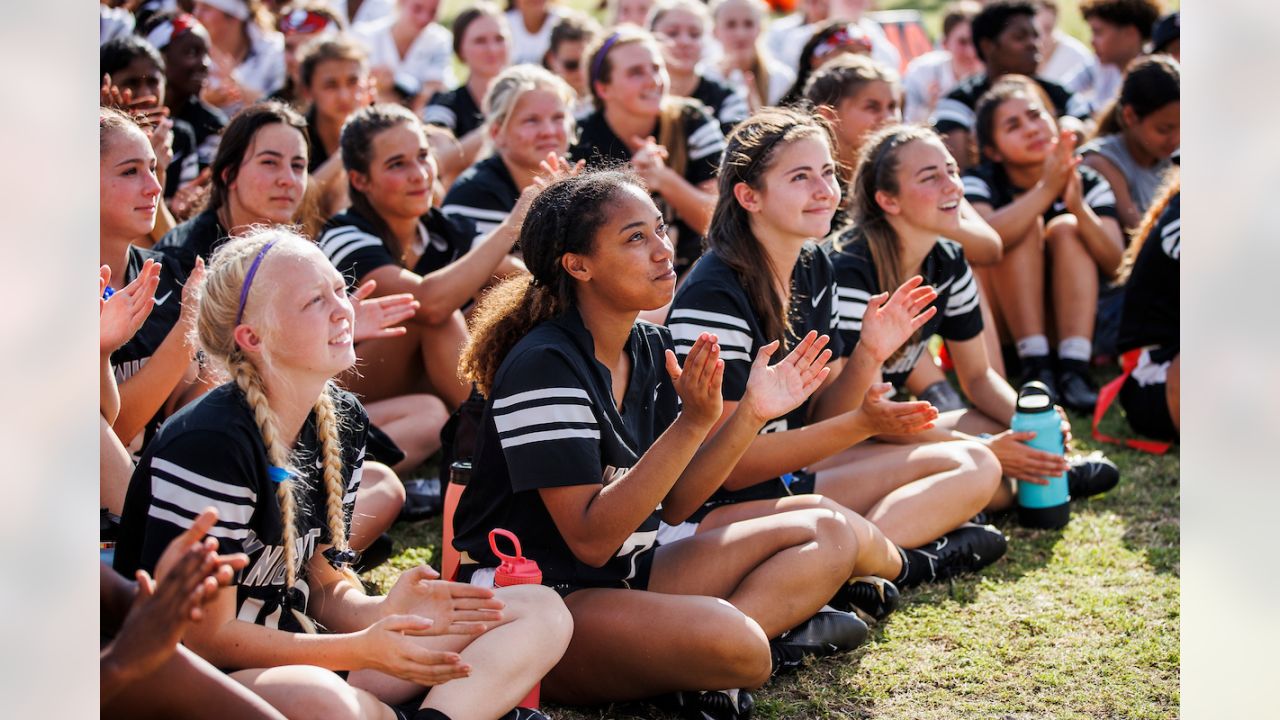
366, 364, 1179, 719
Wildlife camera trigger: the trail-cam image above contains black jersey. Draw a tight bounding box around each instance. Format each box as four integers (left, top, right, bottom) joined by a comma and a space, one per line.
155, 208, 230, 277
963, 161, 1119, 225
166, 118, 200, 199
826, 234, 984, 389
569, 104, 725, 272
440, 154, 521, 247
1118, 192, 1179, 355
423, 85, 484, 138
110, 245, 193, 445
666, 243, 842, 505
932, 72, 1090, 135
453, 307, 680, 588
114, 384, 368, 633
175, 95, 228, 167
691, 75, 750, 137
317, 206, 477, 291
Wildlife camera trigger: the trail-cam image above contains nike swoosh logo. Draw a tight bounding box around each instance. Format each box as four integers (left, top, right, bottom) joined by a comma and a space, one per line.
811, 286, 828, 308
153, 291, 173, 306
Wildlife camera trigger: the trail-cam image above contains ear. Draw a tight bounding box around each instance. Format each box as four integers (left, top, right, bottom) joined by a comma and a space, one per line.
733, 181, 762, 213
1120, 104, 1139, 129
348, 169, 370, 194
815, 104, 838, 124
561, 251, 592, 283
874, 189, 901, 216
233, 323, 265, 356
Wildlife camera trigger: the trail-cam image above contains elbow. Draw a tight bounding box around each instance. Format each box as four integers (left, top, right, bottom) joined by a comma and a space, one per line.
415, 300, 459, 327
572, 541, 615, 569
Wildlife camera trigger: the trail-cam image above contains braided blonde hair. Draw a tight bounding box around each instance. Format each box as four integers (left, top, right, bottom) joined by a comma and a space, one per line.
195, 228, 362, 633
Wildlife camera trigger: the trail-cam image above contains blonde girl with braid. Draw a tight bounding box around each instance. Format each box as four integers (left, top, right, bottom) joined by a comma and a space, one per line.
114, 227, 572, 720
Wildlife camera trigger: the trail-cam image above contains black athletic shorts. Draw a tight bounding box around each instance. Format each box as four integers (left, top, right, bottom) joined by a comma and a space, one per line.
457, 550, 655, 600
1118, 347, 1177, 441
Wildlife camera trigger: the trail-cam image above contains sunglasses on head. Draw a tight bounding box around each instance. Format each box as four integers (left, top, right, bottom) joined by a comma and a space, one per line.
280, 8, 333, 35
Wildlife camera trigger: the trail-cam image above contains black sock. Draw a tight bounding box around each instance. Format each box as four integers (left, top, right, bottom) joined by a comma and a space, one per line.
415, 710, 453, 720
893, 546, 936, 589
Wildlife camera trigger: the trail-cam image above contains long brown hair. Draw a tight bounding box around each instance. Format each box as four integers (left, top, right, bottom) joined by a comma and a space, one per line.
460, 170, 648, 395
1091, 54, 1179, 139
837, 124, 943, 363
709, 106, 836, 346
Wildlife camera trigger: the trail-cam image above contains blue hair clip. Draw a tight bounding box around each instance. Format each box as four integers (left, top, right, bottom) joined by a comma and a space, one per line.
267, 465, 293, 484
102, 285, 115, 301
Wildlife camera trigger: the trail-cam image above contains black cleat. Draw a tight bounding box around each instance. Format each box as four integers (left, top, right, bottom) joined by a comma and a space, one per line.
769, 608, 868, 675
352, 532, 394, 574
1067, 452, 1120, 499
913, 523, 1008, 583
497, 709, 550, 720
1018, 357, 1057, 401
398, 476, 443, 522
830, 576, 900, 623
1056, 367, 1099, 413
658, 689, 755, 720
918, 380, 967, 412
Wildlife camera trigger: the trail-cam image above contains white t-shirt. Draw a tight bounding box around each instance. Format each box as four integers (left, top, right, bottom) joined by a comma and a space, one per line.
902, 50, 957, 123
505, 8, 562, 66
329, 0, 396, 26
701, 57, 796, 107
353, 15, 457, 90
1040, 31, 1095, 91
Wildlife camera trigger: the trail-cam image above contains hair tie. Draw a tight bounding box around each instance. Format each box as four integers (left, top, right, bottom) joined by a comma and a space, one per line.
590, 32, 623, 86
279, 8, 334, 36
236, 240, 279, 325
323, 546, 360, 569
267, 465, 293, 484
811, 23, 873, 63
144, 13, 208, 51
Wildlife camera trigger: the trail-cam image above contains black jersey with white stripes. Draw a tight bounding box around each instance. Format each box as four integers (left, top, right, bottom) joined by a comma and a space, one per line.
453, 307, 681, 588
569, 103, 725, 272
826, 233, 984, 389
114, 383, 367, 633
691, 74, 750, 137
666, 243, 843, 505
317, 206, 477, 291
963, 161, 1119, 225
931, 72, 1090, 135
423, 84, 484, 138
440, 154, 521, 248
1118, 192, 1179, 355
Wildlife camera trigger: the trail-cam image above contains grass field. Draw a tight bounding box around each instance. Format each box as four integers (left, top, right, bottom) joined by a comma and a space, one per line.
365, 364, 1180, 720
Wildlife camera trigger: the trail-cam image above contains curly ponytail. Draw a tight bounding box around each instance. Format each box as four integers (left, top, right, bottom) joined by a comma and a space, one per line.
460, 169, 646, 395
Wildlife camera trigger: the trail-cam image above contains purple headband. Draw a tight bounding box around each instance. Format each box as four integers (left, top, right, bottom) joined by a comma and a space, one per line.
236, 240, 279, 324
590, 32, 623, 85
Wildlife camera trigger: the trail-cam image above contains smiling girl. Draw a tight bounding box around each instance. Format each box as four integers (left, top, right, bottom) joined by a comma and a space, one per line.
114, 228, 572, 720
441, 65, 579, 247
571, 27, 723, 276
828, 124, 1118, 513
963, 77, 1124, 412
706, 0, 795, 110
649, 0, 750, 136
668, 107, 1008, 584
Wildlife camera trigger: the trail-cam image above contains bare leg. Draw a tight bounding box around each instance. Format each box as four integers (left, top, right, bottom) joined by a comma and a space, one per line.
987, 223, 1047, 343
101, 415, 134, 515
931, 408, 1019, 511
231, 665, 392, 720
103, 645, 287, 720
349, 584, 573, 720
349, 462, 406, 553
364, 394, 449, 474
811, 440, 1001, 547
545, 590, 772, 704
1167, 354, 1180, 431
699, 497, 903, 580
342, 311, 470, 410
1045, 217, 1100, 344
905, 352, 947, 397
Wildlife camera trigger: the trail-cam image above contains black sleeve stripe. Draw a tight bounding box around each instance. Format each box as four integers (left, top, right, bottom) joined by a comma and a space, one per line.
423, 104, 457, 129
668, 307, 753, 361
687, 121, 726, 161
932, 98, 975, 130
147, 504, 252, 542
1083, 180, 1117, 211
836, 286, 871, 331
962, 175, 992, 202
1160, 219, 1181, 259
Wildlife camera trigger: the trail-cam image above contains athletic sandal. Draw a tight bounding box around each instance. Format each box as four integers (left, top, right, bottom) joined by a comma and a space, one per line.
830, 576, 900, 623
1067, 452, 1120, 499
769, 607, 868, 675
913, 523, 1008, 583
656, 689, 755, 720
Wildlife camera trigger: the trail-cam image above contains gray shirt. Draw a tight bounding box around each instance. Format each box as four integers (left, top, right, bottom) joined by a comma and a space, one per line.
1079, 134, 1173, 215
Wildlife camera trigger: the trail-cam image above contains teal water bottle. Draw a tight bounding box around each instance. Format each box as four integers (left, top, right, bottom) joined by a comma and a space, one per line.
1010, 381, 1070, 529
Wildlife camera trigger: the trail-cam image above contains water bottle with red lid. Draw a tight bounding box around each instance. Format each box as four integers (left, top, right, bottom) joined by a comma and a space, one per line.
488, 528, 543, 709
489, 528, 542, 587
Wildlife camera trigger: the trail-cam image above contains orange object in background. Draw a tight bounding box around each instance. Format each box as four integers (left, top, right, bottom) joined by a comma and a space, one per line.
766, 0, 798, 13
868, 10, 935, 73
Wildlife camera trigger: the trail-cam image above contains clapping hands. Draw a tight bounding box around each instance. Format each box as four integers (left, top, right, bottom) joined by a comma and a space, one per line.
739, 330, 833, 424
857, 276, 938, 363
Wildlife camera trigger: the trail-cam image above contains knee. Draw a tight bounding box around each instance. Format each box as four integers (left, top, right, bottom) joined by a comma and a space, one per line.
700, 606, 773, 688
270, 667, 369, 720
953, 440, 1003, 496
1045, 217, 1083, 250
364, 462, 407, 507
496, 584, 574, 651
